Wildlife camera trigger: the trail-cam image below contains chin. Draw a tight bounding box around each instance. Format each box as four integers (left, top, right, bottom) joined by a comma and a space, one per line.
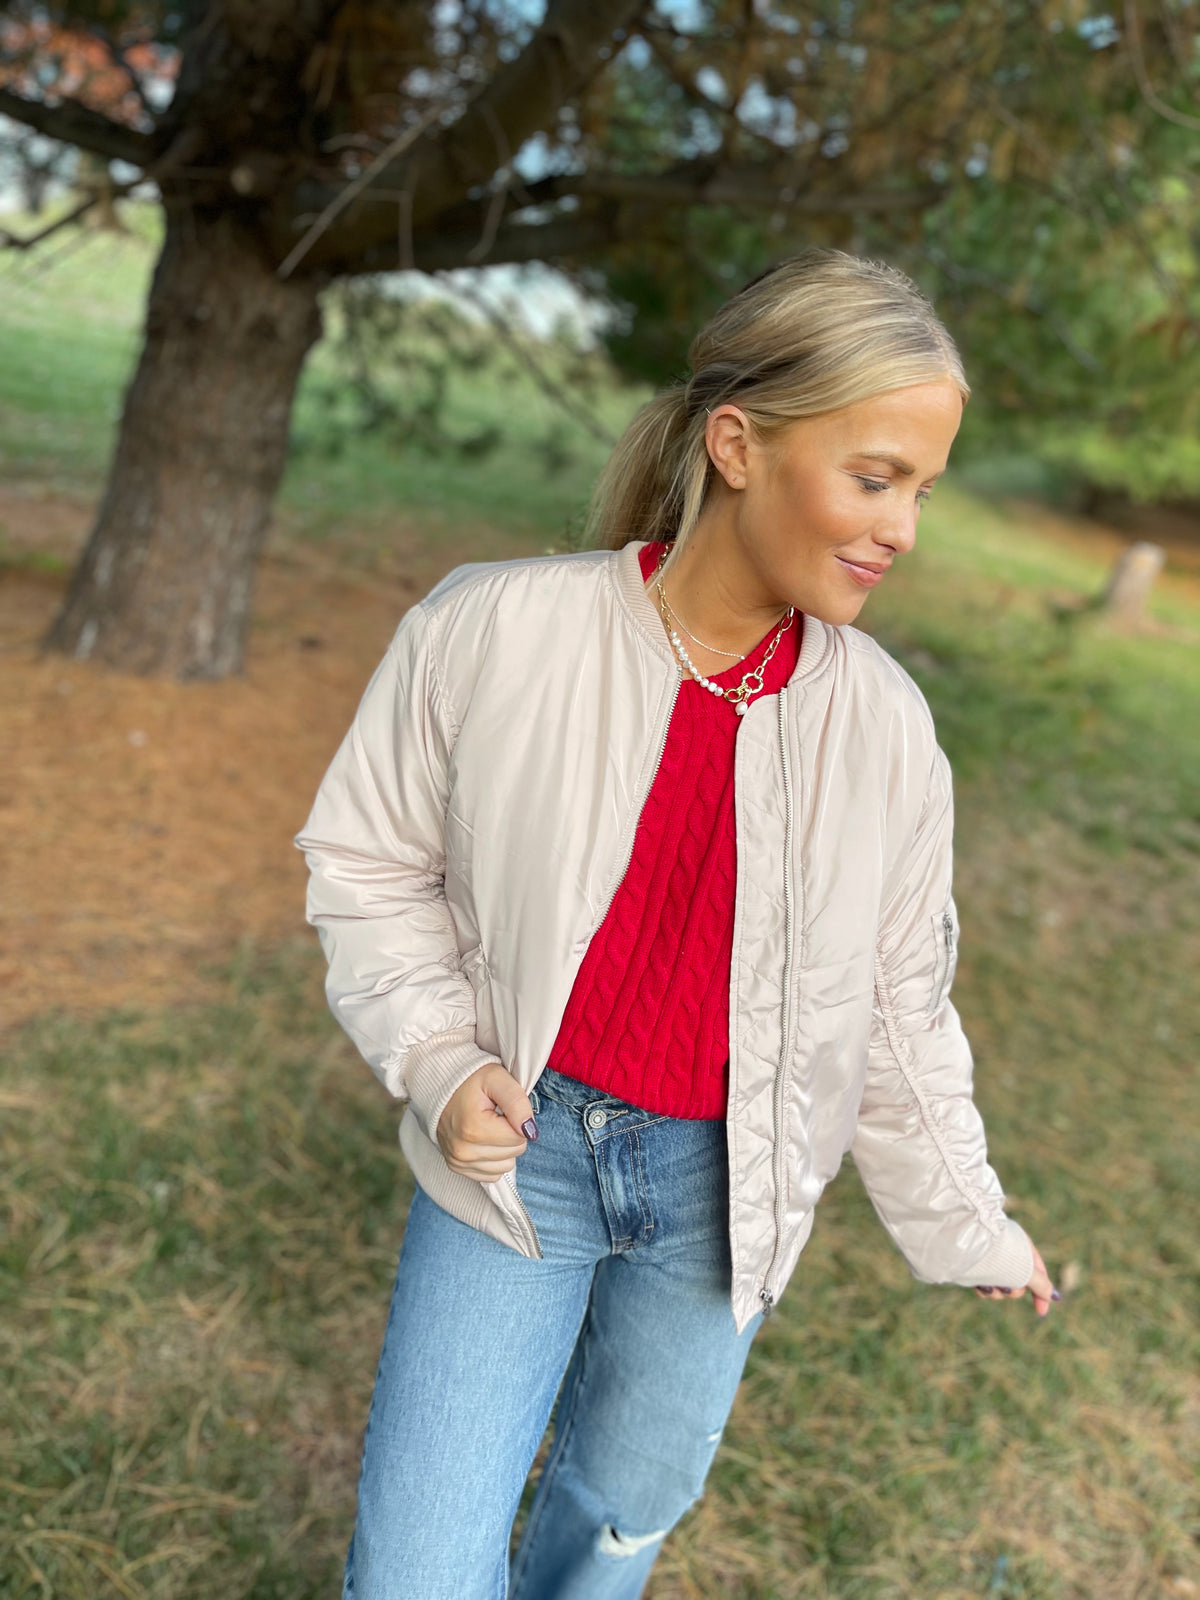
805, 593, 870, 628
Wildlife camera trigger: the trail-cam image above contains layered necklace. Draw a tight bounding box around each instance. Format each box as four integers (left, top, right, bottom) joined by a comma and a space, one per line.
650, 542, 795, 717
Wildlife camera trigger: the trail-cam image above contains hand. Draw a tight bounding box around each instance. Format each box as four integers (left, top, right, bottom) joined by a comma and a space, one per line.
435, 1061, 538, 1182
974, 1241, 1061, 1318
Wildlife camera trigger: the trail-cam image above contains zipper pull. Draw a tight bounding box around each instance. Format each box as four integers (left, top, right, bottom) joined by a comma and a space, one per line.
759, 1287, 775, 1319
942, 910, 954, 950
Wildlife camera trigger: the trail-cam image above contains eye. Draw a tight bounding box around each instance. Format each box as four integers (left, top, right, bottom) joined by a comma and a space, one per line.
853, 475, 934, 505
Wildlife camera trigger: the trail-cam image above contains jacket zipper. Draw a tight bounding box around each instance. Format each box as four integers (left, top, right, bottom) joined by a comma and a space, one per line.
504, 1167, 541, 1256
929, 908, 955, 1015
506, 662, 685, 1260
760, 687, 796, 1319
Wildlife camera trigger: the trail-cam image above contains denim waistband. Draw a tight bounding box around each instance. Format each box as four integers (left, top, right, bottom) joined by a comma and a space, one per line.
531, 1063, 724, 1125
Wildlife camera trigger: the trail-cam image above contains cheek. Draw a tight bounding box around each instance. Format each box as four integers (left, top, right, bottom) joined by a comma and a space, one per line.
780, 480, 864, 548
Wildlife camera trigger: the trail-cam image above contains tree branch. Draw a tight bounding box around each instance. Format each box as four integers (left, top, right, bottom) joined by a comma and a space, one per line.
638, 18, 779, 159
407, 159, 943, 248
0, 194, 98, 251
0, 86, 156, 167
278, 0, 649, 272
432, 269, 616, 446
338, 153, 943, 279
343, 206, 624, 277
1124, 0, 1200, 130
527, 167, 946, 214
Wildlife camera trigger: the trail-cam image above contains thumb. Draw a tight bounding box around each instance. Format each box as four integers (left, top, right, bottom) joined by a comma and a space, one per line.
1027, 1243, 1060, 1317
482, 1064, 537, 1140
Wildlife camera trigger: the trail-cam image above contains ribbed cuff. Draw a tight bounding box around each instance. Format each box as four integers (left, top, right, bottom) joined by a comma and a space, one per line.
958, 1217, 1035, 1289
401, 1026, 502, 1145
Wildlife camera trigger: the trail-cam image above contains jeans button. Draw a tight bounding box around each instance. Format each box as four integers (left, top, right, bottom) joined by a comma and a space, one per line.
587, 1107, 608, 1129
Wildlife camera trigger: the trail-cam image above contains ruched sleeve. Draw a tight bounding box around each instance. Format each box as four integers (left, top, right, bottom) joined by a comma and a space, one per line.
849, 744, 1034, 1289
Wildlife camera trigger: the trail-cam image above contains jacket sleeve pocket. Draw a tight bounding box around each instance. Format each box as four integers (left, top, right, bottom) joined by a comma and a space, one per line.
926, 900, 959, 1017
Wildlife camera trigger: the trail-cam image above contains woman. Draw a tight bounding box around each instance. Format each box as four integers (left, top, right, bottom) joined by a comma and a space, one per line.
294, 247, 1059, 1600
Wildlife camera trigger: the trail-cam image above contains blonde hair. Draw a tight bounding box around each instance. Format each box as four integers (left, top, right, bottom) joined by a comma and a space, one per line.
584, 247, 969, 561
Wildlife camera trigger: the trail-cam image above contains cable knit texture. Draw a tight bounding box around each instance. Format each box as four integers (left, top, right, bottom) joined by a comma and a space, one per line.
546, 541, 803, 1119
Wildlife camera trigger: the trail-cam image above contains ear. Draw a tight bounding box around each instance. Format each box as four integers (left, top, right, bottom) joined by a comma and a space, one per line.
706, 403, 752, 490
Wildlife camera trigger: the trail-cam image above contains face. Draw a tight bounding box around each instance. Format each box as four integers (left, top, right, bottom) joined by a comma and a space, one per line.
707, 380, 963, 626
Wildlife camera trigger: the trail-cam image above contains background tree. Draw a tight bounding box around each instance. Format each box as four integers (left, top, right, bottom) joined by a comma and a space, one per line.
0, 0, 1196, 679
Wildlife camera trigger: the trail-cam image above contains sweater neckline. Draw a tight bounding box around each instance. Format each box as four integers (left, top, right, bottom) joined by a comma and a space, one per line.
636, 540, 797, 690
612, 538, 832, 689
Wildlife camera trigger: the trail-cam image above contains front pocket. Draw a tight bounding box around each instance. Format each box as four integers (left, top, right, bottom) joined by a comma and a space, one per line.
926, 900, 960, 1015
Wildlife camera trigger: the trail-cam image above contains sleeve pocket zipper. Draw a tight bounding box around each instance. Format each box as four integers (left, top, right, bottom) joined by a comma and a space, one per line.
927, 903, 959, 1016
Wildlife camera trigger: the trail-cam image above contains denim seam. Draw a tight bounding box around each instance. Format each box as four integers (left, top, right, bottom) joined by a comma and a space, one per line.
603, 1164, 633, 1254
596, 1112, 668, 1140
630, 1125, 656, 1242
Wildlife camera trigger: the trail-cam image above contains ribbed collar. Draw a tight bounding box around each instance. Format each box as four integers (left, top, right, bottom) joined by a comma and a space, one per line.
611, 539, 833, 688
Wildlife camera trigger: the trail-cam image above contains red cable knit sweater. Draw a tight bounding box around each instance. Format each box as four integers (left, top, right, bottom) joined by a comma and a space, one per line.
544, 541, 803, 1119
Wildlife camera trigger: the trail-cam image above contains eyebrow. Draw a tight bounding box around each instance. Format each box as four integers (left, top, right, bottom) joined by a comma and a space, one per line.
853, 451, 946, 481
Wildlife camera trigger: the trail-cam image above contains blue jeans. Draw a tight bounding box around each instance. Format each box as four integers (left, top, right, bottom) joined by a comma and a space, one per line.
343, 1065, 765, 1599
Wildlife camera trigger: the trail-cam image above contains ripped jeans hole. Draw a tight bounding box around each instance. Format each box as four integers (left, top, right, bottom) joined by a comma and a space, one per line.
598, 1523, 668, 1558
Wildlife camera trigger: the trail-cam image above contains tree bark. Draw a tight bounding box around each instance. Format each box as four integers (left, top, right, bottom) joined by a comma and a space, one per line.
1101, 541, 1166, 624
41, 206, 322, 678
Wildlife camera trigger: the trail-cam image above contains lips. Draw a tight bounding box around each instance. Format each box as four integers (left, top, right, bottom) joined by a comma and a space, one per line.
835, 555, 890, 587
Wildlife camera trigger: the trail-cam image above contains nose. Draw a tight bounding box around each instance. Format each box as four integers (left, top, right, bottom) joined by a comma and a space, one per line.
879, 503, 919, 557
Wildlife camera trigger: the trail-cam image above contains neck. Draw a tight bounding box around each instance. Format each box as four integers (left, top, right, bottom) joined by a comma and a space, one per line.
648, 519, 789, 659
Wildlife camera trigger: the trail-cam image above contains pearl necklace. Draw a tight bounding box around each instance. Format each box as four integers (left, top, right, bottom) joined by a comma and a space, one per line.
651, 544, 795, 716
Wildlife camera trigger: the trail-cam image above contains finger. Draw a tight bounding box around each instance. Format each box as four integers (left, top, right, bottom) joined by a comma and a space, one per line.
445, 1152, 522, 1180
1028, 1243, 1060, 1298
482, 1065, 538, 1141
1026, 1242, 1060, 1315
454, 1125, 528, 1163
462, 1117, 527, 1150
1028, 1266, 1056, 1301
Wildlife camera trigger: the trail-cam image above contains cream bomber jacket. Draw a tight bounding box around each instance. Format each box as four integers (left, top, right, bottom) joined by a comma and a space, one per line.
294, 539, 1034, 1334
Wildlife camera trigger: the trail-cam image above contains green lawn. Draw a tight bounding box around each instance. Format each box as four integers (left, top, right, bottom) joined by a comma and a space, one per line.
2, 208, 1198, 1599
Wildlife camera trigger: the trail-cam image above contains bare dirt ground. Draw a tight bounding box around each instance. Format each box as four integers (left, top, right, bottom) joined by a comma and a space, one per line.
0, 485, 537, 1032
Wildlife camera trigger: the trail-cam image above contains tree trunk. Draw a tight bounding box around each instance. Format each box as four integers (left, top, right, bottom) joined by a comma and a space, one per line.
76, 152, 128, 233
42, 206, 322, 678
1101, 541, 1166, 624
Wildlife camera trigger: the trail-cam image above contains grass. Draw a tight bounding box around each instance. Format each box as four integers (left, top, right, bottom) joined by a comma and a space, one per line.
2, 205, 1199, 1597
0, 942, 410, 1599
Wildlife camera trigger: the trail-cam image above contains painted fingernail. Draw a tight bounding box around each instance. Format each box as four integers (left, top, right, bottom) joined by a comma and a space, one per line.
521, 1118, 538, 1141
998, 1287, 1013, 1295
977, 1286, 996, 1293
1051, 1288, 1062, 1302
